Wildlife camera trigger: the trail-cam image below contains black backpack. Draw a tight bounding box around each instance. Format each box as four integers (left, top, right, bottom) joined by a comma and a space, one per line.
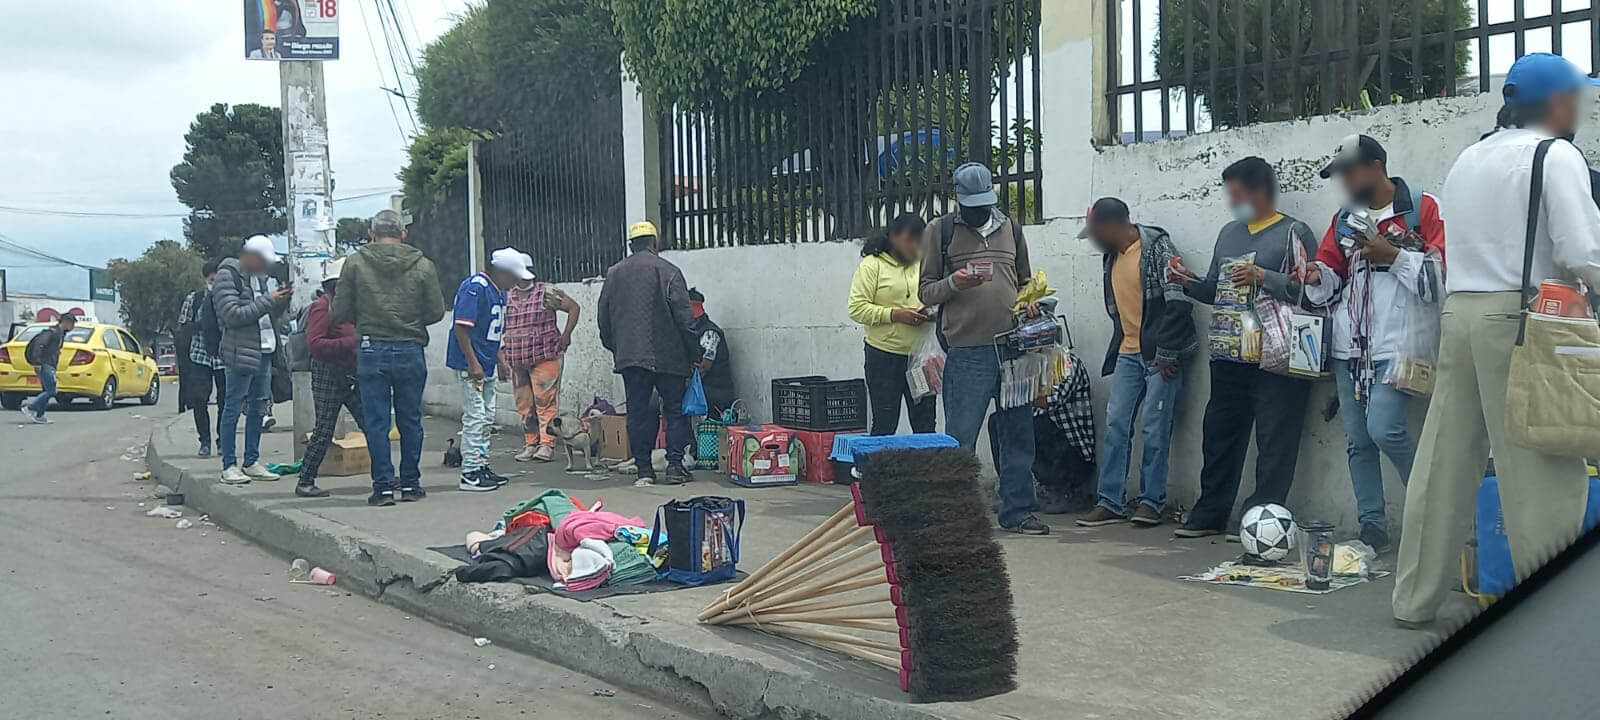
23, 329, 53, 367
198, 286, 222, 360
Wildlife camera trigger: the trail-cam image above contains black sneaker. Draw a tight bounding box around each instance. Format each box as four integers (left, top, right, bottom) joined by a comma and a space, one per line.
295, 484, 330, 498
1174, 525, 1223, 538
662, 463, 693, 486
399, 485, 427, 502
484, 468, 510, 486
458, 469, 500, 492
1360, 525, 1393, 553
1002, 515, 1051, 535
367, 490, 396, 507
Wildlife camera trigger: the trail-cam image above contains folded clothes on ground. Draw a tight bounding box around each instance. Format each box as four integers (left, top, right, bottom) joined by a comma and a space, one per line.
454, 526, 550, 583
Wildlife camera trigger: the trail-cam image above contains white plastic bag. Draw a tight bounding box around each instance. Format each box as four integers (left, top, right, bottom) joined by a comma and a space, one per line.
1384, 253, 1444, 395
906, 324, 945, 400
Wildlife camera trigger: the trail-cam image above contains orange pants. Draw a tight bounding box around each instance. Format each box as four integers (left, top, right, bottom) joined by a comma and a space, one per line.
513, 358, 562, 447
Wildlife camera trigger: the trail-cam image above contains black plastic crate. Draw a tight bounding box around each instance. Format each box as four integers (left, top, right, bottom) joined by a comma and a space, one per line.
770, 376, 868, 432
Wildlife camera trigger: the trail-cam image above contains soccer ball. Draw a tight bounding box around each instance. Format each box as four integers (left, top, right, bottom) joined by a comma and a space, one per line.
1239, 503, 1297, 562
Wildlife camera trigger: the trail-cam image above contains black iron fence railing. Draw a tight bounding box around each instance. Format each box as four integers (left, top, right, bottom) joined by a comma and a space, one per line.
1107, 0, 1600, 143
659, 0, 1043, 249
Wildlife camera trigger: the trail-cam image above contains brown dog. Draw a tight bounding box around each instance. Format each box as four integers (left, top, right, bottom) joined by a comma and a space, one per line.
546, 413, 593, 472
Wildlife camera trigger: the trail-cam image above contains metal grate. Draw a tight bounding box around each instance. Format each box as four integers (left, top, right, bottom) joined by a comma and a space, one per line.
658, 0, 1043, 250
1106, 0, 1600, 143
478, 97, 628, 282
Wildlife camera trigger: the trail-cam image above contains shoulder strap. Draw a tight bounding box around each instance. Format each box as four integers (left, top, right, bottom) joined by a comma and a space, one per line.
1403, 187, 1424, 231
940, 215, 956, 276
1518, 138, 1558, 345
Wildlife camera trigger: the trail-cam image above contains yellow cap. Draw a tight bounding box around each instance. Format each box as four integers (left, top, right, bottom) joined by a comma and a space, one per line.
627, 221, 658, 241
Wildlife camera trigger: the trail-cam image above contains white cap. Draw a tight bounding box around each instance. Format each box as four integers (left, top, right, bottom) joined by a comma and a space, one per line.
323, 257, 346, 284
519, 251, 534, 270
489, 247, 534, 280
242, 235, 281, 264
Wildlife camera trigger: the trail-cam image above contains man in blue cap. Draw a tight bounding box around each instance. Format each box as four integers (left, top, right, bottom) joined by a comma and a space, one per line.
1392, 53, 1600, 629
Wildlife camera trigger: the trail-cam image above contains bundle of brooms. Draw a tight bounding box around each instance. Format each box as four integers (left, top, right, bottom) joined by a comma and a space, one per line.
699, 446, 1018, 702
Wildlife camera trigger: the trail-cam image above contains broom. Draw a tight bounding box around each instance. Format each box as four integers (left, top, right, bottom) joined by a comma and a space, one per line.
700, 439, 1018, 702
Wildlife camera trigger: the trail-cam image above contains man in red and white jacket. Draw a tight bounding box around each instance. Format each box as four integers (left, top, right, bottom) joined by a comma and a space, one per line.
1298, 134, 1446, 552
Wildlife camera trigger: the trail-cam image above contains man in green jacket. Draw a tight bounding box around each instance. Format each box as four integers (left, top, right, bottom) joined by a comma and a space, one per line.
333, 209, 446, 507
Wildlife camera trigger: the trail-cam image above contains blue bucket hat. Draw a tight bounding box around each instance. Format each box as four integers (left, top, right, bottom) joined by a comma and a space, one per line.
1503, 53, 1600, 106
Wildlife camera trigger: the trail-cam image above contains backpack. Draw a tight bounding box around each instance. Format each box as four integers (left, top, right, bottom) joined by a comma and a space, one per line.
936, 214, 1026, 348
285, 301, 313, 372
23, 329, 53, 367
198, 285, 222, 360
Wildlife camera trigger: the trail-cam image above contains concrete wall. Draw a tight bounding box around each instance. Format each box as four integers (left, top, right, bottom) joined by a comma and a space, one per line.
430, 3, 1600, 535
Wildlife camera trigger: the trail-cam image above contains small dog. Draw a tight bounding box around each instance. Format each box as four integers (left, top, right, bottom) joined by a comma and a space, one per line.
546, 413, 593, 473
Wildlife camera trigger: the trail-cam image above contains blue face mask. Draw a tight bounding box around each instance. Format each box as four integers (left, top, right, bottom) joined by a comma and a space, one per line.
1230, 203, 1256, 223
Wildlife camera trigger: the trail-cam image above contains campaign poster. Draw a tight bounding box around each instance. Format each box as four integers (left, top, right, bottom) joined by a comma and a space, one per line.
245, 0, 340, 61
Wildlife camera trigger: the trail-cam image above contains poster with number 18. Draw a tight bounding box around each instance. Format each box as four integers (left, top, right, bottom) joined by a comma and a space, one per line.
244, 0, 340, 61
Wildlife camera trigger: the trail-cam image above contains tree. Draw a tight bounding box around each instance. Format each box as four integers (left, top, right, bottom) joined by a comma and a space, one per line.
1154, 0, 1472, 128
170, 103, 286, 260
399, 126, 484, 205
106, 240, 204, 343
335, 217, 371, 254
613, 0, 875, 110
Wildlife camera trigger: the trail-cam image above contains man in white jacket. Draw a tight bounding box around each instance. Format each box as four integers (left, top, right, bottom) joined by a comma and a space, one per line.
1300, 135, 1446, 553
1391, 53, 1600, 629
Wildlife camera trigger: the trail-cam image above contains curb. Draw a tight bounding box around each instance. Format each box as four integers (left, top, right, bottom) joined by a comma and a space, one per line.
145, 419, 968, 720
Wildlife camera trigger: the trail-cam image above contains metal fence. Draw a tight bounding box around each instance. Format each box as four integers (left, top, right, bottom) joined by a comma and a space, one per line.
658, 0, 1043, 249
479, 98, 627, 282
1106, 0, 1600, 143
408, 183, 470, 304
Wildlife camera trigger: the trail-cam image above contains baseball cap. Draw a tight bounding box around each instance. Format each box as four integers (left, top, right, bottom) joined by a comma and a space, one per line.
322, 257, 346, 284
627, 220, 658, 241
242, 234, 281, 264
489, 247, 534, 280
518, 251, 534, 270
1503, 52, 1600, 106
1076, 197, 1131, 239
1319, 134, 1388, 179
953, 162, 998, 207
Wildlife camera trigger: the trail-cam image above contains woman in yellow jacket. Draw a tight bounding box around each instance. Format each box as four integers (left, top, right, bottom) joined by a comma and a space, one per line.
848, 213, 936, 435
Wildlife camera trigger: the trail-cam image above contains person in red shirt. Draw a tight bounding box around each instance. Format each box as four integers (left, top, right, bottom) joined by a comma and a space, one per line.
1297, 134, 1446, 551
296, 257, 364, 498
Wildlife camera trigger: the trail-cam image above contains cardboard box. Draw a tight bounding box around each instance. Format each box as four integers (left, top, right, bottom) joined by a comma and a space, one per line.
726, 424, 799, 487
320, 432, 371, 477
789, 428, 864, 484
593, 414, 631, 460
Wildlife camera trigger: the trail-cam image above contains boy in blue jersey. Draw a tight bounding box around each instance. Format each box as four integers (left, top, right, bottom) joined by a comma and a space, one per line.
447, 248, 531, 491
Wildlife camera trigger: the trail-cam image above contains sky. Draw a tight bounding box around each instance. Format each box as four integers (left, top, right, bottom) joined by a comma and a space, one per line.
0, 0, 472, 299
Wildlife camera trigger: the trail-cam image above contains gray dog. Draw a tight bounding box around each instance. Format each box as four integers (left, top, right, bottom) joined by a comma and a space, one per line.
546, 413, 593, 472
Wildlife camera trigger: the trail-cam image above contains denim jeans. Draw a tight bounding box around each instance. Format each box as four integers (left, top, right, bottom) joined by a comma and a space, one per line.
457, 371, 497, 472
942, 346, 1036, 528
1097, 354, 1183, 515
620, 367, 690, 477
26, 365, 57, 417
219, 356, 272, 469
1334, 359, 1416, 531
357, 340, 427, 493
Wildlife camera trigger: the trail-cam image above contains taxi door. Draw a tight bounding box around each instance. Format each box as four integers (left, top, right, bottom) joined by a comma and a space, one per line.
118, 330, 150, 396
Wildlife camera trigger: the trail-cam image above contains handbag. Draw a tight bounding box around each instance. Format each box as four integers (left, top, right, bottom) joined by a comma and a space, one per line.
1504, 138, 1600, 456
650, 496, 744, 586
683, 369, 709, 416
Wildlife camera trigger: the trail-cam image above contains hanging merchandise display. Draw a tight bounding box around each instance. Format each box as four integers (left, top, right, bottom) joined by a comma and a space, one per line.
1209, 253, 1256, 362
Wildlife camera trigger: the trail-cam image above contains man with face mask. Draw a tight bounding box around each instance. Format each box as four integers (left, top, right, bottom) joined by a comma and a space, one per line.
919, 162, 1049, 535
1167, 157, 1319, 539
1391, 53, 1600, 629
1074, 198, 1197, 529
1297, 135, 1447, 553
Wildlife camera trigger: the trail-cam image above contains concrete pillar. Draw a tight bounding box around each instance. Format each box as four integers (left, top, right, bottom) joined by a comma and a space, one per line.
466, 140, 486, 273
1038, 0, 1100, 221
621, 56, 663, 237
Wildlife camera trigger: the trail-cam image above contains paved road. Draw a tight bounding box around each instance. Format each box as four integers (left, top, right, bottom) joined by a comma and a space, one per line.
0, 391, 692, 720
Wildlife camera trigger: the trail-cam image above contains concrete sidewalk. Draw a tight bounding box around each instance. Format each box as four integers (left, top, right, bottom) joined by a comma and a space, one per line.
146, 409, 1460, 720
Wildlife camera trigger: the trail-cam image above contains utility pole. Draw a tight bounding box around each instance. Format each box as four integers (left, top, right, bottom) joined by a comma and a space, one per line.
280, 60, 334, 461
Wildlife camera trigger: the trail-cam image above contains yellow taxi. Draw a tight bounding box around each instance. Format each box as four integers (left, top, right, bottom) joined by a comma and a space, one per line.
0, 321, 160, 411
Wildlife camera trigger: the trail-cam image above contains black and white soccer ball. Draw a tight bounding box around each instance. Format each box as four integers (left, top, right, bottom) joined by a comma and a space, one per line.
1239, 503, 1297, 561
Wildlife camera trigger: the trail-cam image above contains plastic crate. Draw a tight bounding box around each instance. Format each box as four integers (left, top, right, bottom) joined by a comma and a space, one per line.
770, 376, 868, 432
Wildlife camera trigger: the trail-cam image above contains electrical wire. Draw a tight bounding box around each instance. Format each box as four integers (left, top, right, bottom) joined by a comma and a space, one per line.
0, 233, 96, 269
0, 189, 399, 220
358, 0, 411, 142
371, 0, 419, 132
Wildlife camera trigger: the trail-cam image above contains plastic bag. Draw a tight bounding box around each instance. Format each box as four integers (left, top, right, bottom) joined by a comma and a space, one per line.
1208, 252, 1257, 362
683, 370, 708, 416
906, 324, 946, 400
1384, 254, 1444, 395
1255, 293, 1295, 374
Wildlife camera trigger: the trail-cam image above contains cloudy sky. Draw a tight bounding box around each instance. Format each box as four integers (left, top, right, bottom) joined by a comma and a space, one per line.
0, 0, 471, 299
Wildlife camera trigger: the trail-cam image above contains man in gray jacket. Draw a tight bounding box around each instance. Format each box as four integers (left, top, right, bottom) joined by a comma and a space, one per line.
213, 235, 291, 484
597, 221, 697, 486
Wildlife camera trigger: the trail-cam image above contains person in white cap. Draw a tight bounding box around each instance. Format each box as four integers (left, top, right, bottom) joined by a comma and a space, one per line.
294, 256, 364, 498
500, 251, 581, 463
212, 234, 292, 485
447, 247, 532, 491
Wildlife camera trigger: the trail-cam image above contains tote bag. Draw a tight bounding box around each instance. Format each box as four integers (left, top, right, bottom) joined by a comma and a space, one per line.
1504, 138, 1600, 456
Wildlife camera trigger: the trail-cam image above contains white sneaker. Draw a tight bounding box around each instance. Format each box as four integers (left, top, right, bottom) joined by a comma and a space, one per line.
514, 445, 538, 462
532, 445, 554, 462
220, 466, 252, 485
241, 463, 281, 481
262, 416, 277, 431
